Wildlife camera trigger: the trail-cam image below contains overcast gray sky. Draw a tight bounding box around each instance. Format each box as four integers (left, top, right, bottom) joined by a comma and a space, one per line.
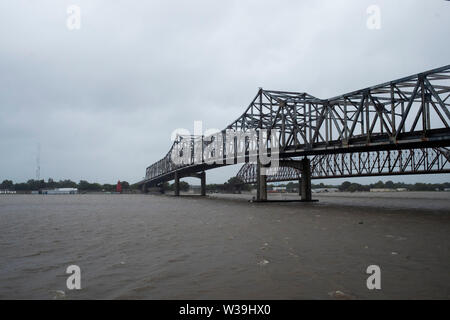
1, 0, 449, 185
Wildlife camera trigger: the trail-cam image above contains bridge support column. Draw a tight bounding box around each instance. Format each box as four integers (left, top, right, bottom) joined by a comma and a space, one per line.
174, 171, 180, 196
298, 178, 302, 197
142, 183, 148, 194
200, 171, 206, 196
300, 158, 312, 201
256, 161, 267, 201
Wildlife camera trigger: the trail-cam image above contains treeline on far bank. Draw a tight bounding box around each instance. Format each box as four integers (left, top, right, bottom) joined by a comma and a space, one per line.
0, 177, 253, 194
1, 178, 449, 193
265, 180, 450, 192
157, 177, 252, 193
0, 179, 132, 192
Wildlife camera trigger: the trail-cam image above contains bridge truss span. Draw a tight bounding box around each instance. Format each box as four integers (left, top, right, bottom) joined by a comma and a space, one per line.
139, 65, 450, 201
236, 147, 450, 184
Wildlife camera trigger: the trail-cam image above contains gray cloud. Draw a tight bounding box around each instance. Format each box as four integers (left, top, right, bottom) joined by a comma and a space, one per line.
1, 0, 449, 184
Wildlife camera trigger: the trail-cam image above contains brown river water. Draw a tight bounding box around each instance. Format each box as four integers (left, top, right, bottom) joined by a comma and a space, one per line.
0, 192, 449, 299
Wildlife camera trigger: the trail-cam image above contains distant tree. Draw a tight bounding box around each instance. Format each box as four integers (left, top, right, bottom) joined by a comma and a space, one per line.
227, 177, 245, 193
179, 181, 190, 192
121, 181, 130, 189
78, 180, 90, 191
91, 183, 102, 191
339, 181, 352, 191
160, 182, 170, 192
27, 179, 46, 190
47, 178, 57, 189
372, 180, 385, 188
385, 180, 395, 189
59, 179, 77, 188
14, 183, 30, 191
129, 183, 140, 190
347, 183, 360, 192
102, 184, 115, 192
0, 180, 14, 190
78, 180, 101, 191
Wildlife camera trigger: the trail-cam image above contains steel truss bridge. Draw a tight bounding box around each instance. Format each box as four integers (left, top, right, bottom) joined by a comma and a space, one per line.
237, 148, 450, 184
138, 65, 450, 201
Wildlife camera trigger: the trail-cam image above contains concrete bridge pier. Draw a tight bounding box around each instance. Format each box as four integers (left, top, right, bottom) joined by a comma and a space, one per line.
190, 171, 206, 196
279, 158, 312, 201
173, 170, 206, 196
300, 157, 312, 201
200, 171, 206, 196
256, 160, 267, 201
174, 171, 180, 196
298, 178, 302, 197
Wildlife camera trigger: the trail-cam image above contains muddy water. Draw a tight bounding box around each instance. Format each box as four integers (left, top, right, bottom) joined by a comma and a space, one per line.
0, 192, 449, 299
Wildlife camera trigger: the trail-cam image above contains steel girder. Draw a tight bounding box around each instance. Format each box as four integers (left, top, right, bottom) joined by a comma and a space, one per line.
140, 65, 450, 186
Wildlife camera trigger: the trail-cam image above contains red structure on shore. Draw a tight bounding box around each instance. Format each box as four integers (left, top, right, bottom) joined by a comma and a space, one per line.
116, 181, 122, 193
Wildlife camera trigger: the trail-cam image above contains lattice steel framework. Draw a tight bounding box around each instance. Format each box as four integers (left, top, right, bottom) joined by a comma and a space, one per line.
236, 148, 450, 183
140, 65, 450, 187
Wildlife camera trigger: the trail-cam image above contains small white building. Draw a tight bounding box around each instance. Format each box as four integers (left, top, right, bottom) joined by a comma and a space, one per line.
42, 188, 78, 195
272, 186, 287, 192
0, 190, 16, 194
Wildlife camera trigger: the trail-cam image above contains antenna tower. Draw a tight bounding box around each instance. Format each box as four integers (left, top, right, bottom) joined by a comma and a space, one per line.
36, 143, 40, 181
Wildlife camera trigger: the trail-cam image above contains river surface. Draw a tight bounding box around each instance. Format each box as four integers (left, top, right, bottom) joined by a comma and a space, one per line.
0, 192, 449, 299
